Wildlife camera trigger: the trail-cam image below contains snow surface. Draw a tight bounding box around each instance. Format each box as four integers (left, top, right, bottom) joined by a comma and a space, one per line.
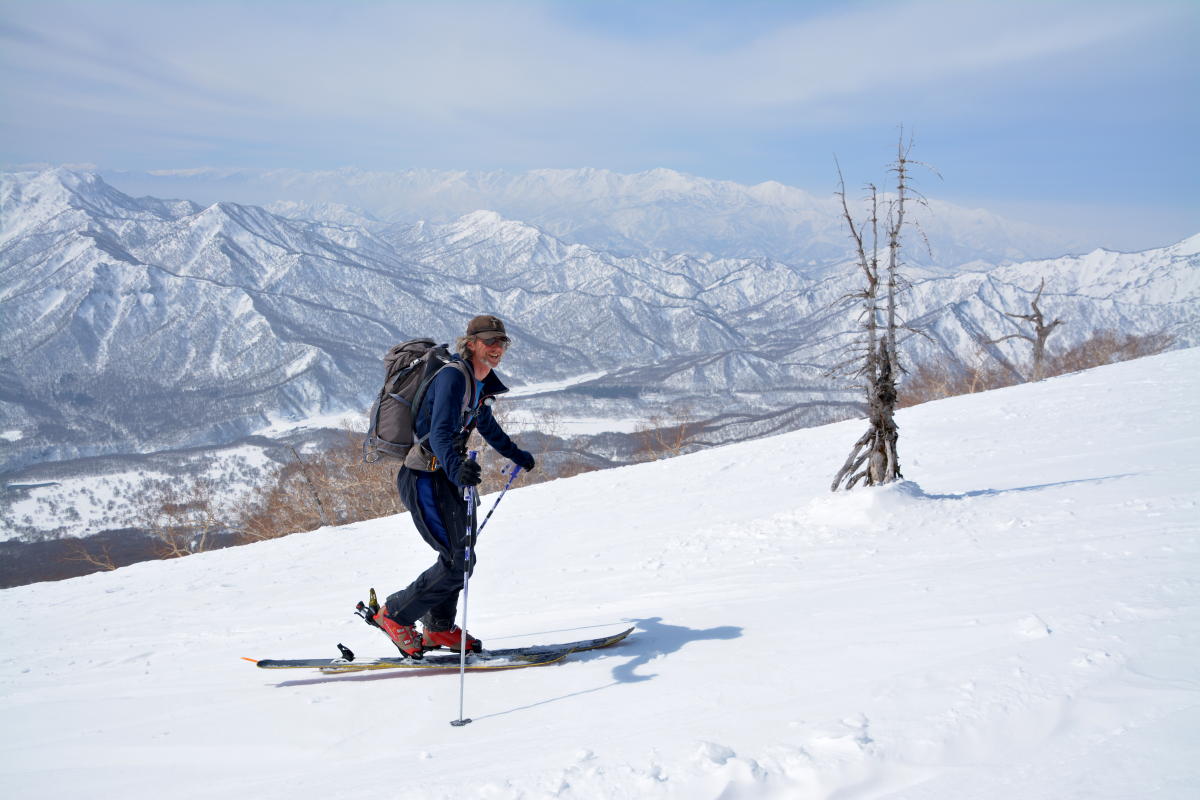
507, 372, 609, 397
1, 444, 276, 542
548, 417, 644, 435
2, 467, 172, 542
253, 411, 365, 438
2, 350, 1198, 798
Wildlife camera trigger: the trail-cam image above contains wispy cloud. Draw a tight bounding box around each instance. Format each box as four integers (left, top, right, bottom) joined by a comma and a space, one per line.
0, 0, 1195, 250
0, 0, 1179, 123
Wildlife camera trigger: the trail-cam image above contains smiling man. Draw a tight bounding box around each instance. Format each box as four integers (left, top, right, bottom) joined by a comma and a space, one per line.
374, 314, 537, 656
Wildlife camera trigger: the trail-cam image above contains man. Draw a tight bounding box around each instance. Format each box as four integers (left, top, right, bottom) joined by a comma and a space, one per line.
374, 314, 536, 656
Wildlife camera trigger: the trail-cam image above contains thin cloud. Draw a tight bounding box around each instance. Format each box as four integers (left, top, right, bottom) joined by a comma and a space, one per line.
0, 0, 1180, 125
0, 0, 1195, 254
714, 1, 1171, 109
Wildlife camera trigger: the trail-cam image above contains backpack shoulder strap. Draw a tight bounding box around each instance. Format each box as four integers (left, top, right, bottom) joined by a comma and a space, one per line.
451, 360, 474, 408
412, 357, 476, 446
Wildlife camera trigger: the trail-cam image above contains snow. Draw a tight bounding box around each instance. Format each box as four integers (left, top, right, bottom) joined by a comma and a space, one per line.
1173, 232, 1200, 257
503, 372, 644, 434
100, 165, 1087, 268
253, 410, 365, 437
550, 417, 644, 435
508, 371, 609, 397
2, 349, 1199, 798
2, 468, 171, 541
4, 168, 1196, 475
251, 403, 640, 439
1, 445, 277, 542
0, 430, 22, 442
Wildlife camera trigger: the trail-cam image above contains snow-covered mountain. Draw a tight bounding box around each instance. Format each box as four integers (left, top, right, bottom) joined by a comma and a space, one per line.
1, 169, 441, 469
2, 350, 1197, 798
1, 168, 1197, 475
0, 169, 832, 471
105, 166, 1086, 269
905, 234, 1200, 367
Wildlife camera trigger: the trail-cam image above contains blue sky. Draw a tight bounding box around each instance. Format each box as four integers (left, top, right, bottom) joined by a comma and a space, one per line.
1, 0, 1196, 250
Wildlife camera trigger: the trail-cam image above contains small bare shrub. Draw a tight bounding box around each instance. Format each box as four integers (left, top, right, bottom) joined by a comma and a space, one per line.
901, 328, 1175, 407
240, 432, 401, 541
135, 477, 222, 558
62, 539, 118, 571
634, 403, 699, 462
552, 453, 600, 480
1044, 329, 1174, 377
899, 353, 1017, 407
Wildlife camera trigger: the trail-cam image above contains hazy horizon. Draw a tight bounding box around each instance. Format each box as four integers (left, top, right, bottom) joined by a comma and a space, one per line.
2, 0, 1196, 252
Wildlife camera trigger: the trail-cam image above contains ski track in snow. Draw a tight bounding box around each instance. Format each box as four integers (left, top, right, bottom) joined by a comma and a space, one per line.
1, 350, 1199, 798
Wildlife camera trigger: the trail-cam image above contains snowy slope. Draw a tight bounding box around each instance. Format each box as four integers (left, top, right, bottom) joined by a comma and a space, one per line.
2, 349, 1198, 799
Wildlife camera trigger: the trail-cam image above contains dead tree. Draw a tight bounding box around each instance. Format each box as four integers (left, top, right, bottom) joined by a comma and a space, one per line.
989, 278, 1064, 381
831, 137, 922, 491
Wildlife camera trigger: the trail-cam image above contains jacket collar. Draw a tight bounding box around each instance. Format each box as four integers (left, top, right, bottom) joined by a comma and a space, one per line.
453, 354, 510, 397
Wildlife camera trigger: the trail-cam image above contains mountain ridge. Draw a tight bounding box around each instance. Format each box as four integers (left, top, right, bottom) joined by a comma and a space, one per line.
101, 164, 1089, 269
1, 168, 1196, 477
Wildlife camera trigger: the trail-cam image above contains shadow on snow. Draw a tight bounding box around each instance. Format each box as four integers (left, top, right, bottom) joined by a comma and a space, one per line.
271, 616, 743, 720
472, 616, 742, 722
923, 473, 1137, 500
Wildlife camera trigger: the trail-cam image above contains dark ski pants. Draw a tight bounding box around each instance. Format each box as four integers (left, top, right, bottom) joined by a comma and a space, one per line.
384, 467, 476, 629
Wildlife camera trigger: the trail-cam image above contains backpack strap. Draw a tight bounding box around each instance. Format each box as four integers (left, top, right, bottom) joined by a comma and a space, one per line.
406, 359, 475, 471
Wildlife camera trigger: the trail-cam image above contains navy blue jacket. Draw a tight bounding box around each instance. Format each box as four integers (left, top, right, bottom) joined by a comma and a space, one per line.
414, 355, 528, 488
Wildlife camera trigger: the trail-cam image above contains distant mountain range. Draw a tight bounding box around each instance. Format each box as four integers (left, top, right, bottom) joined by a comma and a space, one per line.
1, 167, 1196, 475
102, 166, 1088, 270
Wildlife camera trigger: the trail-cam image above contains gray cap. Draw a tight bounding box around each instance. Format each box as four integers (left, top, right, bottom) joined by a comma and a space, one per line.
466, 314, 507, 340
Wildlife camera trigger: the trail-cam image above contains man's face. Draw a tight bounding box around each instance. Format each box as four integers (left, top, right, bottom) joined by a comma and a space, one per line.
470, 335, 508, 371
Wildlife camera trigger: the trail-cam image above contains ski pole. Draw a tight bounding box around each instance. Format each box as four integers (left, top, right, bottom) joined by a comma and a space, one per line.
476, 462, 522, 537
451, 451, 479, 728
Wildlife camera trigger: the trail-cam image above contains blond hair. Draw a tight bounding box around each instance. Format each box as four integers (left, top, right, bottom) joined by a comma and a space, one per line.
455, 335, 475, 361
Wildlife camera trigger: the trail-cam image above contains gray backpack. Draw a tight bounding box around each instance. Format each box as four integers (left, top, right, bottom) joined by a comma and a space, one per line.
362, 339, 470, 464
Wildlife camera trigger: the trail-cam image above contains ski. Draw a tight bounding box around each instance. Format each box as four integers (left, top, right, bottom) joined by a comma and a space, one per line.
247, 626, 633, 674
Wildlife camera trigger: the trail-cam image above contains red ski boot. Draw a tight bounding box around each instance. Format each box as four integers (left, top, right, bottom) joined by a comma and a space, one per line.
421, 626, 482, 653
372, 608, 423, 658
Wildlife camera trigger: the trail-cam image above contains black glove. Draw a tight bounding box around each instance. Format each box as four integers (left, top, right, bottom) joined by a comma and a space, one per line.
455, 459, 482, 487
515, 450, 536, 472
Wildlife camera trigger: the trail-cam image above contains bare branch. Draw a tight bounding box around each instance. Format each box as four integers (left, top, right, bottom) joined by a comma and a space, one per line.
63, 539, 117, 571
831, 130, 930, 490
992, 277, 1067, 380
988, 331, 1035, 345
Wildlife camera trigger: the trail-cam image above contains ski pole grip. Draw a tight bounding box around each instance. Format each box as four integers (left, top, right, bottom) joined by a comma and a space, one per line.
463, 451, 479, 503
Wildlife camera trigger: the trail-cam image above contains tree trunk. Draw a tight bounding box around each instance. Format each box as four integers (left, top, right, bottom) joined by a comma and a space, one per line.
831, 136, 916, 491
